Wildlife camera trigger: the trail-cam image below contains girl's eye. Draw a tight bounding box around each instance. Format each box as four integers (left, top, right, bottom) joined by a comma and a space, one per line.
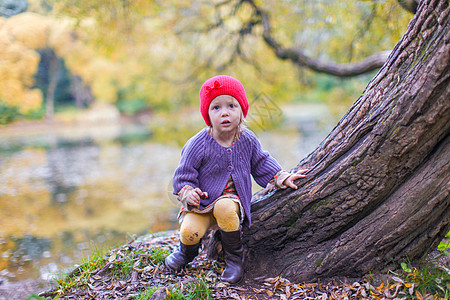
229, 104, 234, 108
213, 105, 220, 110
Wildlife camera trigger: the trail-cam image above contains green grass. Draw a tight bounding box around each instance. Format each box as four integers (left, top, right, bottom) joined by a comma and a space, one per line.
132, 286, 163, 300
166, 278, 213, 300
112, 254, 135, 279
437, 232, 450, 255
389, 233, 450, 299
55, 242, 108, 293
25, 295, 47, 300
53, 240, 171, 296
399, 258, 450, 299
131, 277, 212, 300
148, 246, 171, 265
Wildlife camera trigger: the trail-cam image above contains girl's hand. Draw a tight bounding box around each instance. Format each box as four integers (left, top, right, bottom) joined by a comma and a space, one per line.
186, 188, 208, 207
282, 169, 309, 189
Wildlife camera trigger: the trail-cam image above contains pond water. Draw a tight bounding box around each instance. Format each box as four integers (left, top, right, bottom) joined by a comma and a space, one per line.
0, 104, 337, 284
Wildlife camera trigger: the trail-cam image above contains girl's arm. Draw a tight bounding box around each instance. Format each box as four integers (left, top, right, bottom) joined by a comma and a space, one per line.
172, 135, 203, 196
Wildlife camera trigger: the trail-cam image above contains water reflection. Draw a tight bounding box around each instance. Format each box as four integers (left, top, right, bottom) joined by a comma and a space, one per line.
45, 138, 98, 204
0, 126, 182, 282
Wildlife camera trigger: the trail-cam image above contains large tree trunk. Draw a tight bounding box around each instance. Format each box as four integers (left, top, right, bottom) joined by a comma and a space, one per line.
244, 0, 449, 282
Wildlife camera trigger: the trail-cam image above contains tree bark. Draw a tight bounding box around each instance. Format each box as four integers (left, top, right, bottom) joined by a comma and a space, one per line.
244, 0, 449, 282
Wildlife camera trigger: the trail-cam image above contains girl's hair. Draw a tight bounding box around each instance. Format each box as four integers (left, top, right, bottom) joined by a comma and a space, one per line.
239, 111, 248, 131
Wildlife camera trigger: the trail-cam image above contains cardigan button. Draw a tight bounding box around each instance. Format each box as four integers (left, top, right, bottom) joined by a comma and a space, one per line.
227, 166, 233, 172
226, 148, 232, 154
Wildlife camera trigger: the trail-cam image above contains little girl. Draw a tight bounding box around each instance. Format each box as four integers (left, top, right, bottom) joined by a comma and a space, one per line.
165, 75, 307, 283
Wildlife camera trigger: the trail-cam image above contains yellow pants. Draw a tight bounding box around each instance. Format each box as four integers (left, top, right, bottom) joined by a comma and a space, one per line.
180, 198, 240, 245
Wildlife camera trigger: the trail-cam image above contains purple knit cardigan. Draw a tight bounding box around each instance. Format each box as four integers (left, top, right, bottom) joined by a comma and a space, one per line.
172, 128, 282, 227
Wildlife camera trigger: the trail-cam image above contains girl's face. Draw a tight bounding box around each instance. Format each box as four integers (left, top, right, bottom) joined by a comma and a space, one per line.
208, 95, 242, 134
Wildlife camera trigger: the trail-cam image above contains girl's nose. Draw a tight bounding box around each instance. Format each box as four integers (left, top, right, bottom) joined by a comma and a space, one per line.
221, 109, 230, 116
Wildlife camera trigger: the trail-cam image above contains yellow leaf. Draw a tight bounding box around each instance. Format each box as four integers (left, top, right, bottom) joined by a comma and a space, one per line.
415, 290, 423, 300
389, 283, 399, 290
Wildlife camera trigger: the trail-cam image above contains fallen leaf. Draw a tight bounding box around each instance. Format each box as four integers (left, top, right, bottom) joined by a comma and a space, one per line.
265, 276, 280, 283
215, 282, 228, 289
391, 276, 404, 283
285, 285, 291, 298
409, 283, 415, 295
92, 275, 102, 281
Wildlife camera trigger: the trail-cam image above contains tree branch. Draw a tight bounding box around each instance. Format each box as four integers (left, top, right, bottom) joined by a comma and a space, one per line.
244, 0, 392, 77
197, 2, 264, 74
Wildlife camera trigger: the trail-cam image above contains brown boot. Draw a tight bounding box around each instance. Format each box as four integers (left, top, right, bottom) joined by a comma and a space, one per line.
219, 228, 244, 283
165, 242, 200, 272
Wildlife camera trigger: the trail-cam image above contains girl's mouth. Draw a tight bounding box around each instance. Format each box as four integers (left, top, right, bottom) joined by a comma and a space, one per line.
221, 120, 231, 126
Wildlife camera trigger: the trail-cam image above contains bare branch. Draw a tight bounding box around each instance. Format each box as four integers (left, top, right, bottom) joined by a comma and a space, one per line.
202, 2, 263, 72
244, 0, 392, 77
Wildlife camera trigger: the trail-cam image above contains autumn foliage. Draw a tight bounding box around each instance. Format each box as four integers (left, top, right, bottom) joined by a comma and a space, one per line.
0, 0, 412, 120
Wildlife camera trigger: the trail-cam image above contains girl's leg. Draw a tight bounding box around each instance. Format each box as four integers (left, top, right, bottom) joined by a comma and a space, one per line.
180, 212, 212, 245
165, 212, 211, 272
213, 198, 244, 283
212, 198, 240, 231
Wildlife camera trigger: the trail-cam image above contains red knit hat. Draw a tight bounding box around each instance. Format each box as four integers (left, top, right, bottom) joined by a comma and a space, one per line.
199, 75, 249, 126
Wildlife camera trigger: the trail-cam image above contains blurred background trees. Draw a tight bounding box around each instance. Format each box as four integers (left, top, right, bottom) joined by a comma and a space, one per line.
0, 0, 413, 125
